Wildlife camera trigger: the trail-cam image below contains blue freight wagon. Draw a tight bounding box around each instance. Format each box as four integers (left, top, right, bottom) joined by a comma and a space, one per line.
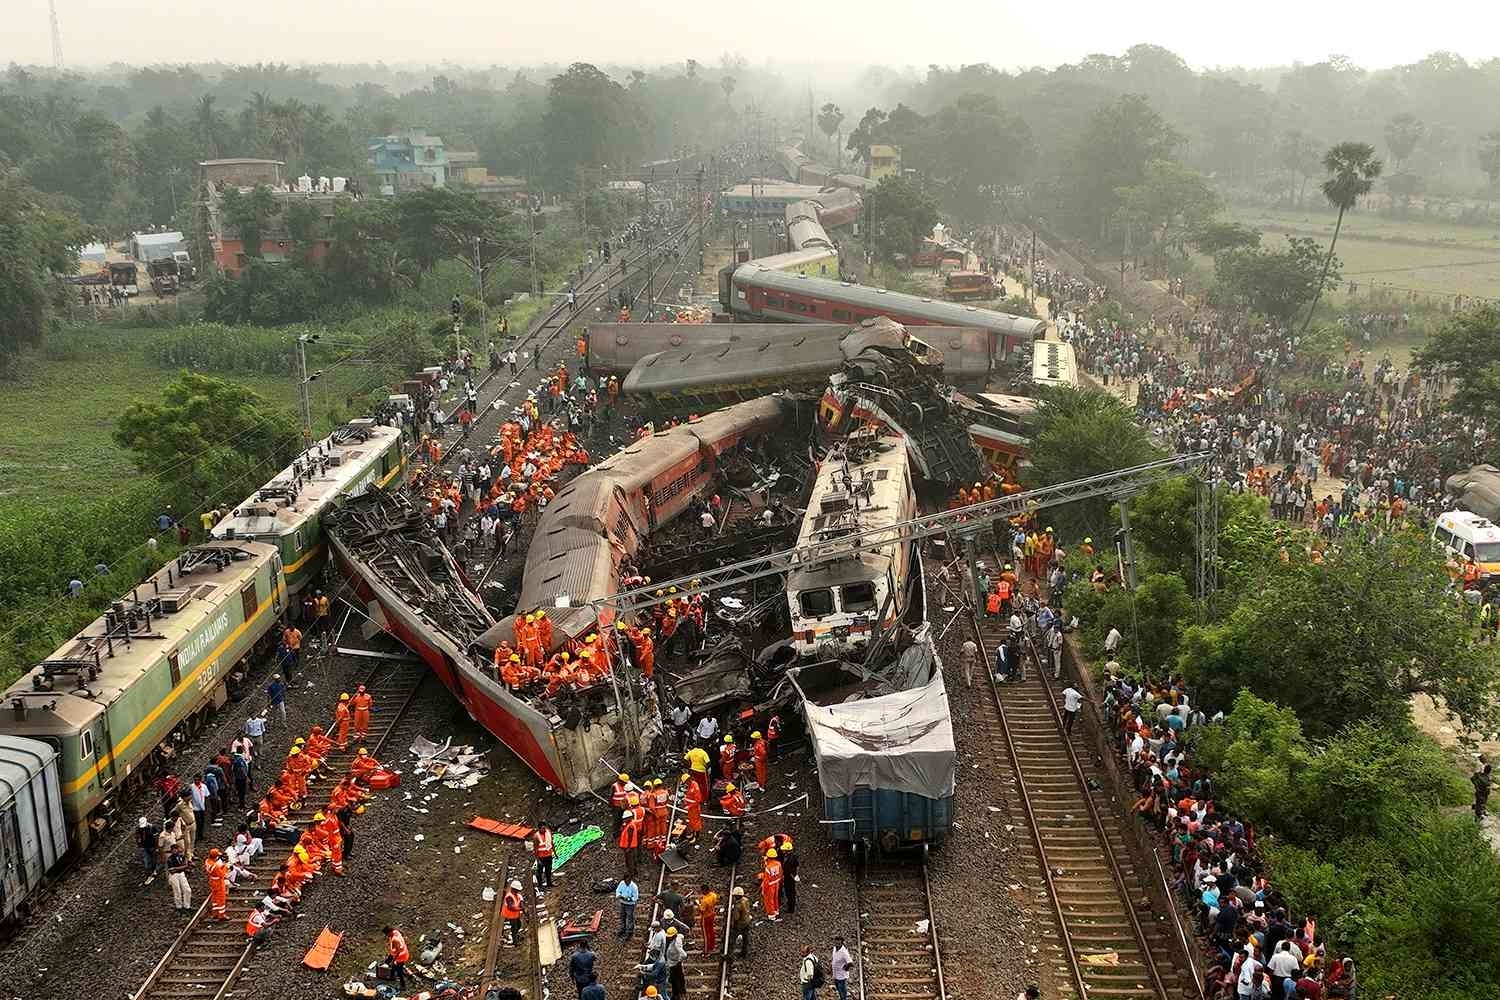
0, 736, 68, 923
803, 668, 955, 855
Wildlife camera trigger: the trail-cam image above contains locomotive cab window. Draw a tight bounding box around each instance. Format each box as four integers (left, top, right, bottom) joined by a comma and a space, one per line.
168, 652, 181, 687
80, 730, 94, 760
841, 582, 877, 612
241, 582, 259, 619
798, 589, 835, 617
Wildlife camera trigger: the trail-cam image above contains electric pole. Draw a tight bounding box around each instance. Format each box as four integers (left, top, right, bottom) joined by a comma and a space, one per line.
472, 236, 487, 352
295, 333, 321, 451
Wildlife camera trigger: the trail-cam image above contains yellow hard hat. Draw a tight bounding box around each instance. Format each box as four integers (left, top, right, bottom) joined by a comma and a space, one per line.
646, 988, 659, 997
653, 779, 664, 788
725, 783, 736, 792
618, 773, 630, 782
537, 609, 547, 618
751, 731, 763, 739
1084, 537, 1093, 544
783, 839, 794, 851
668, 586, 678, 594
294, 845, 309, 860
294, 737, 305, 745
585, 633, 597, 643
340, 693, 350, 701
666, 926, 678, 937
510, 653, 521, 662
679, 772, 690, 783
357, 748, 368, 756
313, 811, 325, 821
765, 848, 778, 859
724, 735, 734, 744
561, 652, 571, 662
615, 621, 627, 630
642, 628, 652, 636
289, 747, 301, 756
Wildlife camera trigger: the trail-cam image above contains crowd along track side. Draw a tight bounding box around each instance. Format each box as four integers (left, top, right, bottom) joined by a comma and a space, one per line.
971, 580, 1188, 1000
131, 661, 428, 1000
855, 855, 946, 1000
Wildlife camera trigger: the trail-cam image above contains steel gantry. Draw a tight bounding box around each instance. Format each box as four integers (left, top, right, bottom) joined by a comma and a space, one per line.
593, 453, 1213, 618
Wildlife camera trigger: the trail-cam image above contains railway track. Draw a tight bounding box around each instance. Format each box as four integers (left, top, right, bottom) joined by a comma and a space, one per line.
625, 792, 744, 1000
855, 855, 946, 1000
434, 214, 696, 474
131, 661, 429, 1000
971, 593, 1189, 1000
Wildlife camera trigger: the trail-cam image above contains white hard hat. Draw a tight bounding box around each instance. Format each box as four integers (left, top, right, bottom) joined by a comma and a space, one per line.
510, 879, 523, 891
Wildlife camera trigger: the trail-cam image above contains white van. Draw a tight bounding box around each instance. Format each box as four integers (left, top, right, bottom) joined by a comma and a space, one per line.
1432, 509, 1500, 582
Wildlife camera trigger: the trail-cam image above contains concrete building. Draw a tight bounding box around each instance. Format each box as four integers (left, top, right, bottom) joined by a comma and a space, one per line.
867, 145, 901, 182
368, 130, 448, 194
200, 158, 285, 189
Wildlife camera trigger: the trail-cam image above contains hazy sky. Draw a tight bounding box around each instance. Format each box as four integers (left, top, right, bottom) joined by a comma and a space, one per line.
10, 0, 1500, 72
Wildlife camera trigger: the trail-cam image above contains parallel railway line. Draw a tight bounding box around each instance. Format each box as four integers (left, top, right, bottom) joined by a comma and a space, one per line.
855, 855, 946, 1000
971, 575, 1193, 1000
131, 661, 428, 1000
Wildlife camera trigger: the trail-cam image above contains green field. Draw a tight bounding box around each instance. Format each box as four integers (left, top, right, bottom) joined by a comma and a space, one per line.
1228, 205, 1500, 301
0, 328, 377, 501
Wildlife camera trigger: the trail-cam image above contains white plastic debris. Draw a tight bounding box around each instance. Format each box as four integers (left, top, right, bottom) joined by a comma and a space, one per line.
482, 887, 497, 902
415, 834, 425, 842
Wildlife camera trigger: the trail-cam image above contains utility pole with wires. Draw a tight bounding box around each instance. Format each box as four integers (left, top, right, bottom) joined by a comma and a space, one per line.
471, 236, 488, 348
294, 333, 322, 450
49, 0, 64, 70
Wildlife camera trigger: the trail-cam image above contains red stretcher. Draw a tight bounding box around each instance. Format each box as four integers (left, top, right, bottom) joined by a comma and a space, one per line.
467, 816, 534, 840
303, 926, 344, 970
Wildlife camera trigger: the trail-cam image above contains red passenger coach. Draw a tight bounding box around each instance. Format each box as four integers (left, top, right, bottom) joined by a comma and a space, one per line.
722, 264, 1045, 361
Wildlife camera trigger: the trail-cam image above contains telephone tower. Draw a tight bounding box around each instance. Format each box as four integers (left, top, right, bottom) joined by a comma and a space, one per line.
49, 0, 64, 69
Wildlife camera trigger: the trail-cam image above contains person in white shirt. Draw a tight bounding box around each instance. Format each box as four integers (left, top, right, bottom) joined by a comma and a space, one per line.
1236, 950, 1262, 998
1103, 626, 1123, 654
1061, 685, 1084, 733
830, 936, 852, 1000
1047, 626, 1064, 679
695, 715, 720, 744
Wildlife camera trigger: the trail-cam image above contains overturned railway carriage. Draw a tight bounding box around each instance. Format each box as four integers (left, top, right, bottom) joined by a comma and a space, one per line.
212, 421, 406, 593
330, 397, 792, 797
722, 264, 1045, 361
0, 542, 284, 849
621, 318, 984, 411
586, 323, 850, 374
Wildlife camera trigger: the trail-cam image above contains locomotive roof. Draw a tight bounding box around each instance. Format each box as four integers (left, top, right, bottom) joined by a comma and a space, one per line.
212, 423, 402, 542
733, 264, 1046, 340
788, 436, 913, 590
0, 540, 279, 735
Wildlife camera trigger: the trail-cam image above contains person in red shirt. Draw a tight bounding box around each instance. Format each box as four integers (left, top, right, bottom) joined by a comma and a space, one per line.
385, 926, 410, 990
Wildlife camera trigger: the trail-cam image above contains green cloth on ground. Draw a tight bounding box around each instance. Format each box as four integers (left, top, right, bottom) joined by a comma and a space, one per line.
553, 825, 604, 870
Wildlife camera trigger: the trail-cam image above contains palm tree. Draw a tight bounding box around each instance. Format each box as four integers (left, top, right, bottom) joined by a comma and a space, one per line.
817, 103, 844, 169
1300, 141, 1383, 336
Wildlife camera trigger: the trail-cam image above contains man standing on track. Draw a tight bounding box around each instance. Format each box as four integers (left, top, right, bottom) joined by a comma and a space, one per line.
696, 881, 720, 957
205, 847, 230, 920
352, 685, 373, 739
760, 848, 783, 921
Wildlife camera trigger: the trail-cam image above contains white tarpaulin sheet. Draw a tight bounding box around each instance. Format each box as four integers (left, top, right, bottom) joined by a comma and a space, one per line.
803, 671, 955, 800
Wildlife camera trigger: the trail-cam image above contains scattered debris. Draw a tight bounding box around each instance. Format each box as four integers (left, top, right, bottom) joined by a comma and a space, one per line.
409, 735, 491, 789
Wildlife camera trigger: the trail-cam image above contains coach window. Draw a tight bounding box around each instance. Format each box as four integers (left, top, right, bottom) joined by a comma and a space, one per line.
832, 309, 852, 321
841, 582, 877, 613
766, 296, 784, 308
798, 589, 834, 617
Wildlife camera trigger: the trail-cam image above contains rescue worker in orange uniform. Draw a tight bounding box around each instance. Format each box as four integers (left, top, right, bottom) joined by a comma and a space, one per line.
386, 925, 412, 989
532, 820, 555, 890
535, 609, 554, 653
752, 731, 768, 790
350, 747, 380, 783
719, 735, 737, 781
680, 772, 703, 841
501, 880, 525, 946
766, 714, 782, 758
285, 746, 310, 801
647, 778, 670, 859
333, 693, 352, 748
618, 807, 643, 876
759, 848, 783, 919
351, 685, 373, 738
609, 773, 637, 836
634, 627, 655, 680
315, 811, 345, 875
306, 725, 332, 761
719, 782, 747, 818
205, 848, 230, 920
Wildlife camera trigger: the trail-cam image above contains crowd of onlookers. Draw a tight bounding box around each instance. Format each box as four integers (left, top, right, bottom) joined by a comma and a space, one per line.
1103, 673, 1359, 999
